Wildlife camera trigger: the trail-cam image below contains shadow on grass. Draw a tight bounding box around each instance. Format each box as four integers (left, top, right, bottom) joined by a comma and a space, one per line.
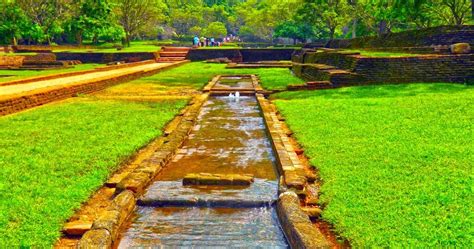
272, 83, 471, 100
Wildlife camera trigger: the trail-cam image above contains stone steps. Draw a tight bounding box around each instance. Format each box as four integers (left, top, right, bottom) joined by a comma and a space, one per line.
159, 51, 188, 56
293, 63, 365, 89
156, 47, 190, 62
156, 57, 187, 62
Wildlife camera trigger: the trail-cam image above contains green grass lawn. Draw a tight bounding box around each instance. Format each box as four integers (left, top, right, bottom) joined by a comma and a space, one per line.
142, 62, 303, 90
0, 96, 186, 247
272, 83, 473, 247
0, 63, 102, 83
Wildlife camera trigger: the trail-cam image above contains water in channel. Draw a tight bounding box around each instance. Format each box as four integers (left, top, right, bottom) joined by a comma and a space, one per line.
117, 76, 288, 248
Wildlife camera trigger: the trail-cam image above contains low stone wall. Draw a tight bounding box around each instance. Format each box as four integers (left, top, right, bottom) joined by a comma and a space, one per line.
326, 25, 474, 48
55, 52, 158, 63
12, 45, 52, 53
277, 192, 329, 249
295, 51, 359, 70
293, 50, 474, 84
23, 53, 56, 62
186, 49, 296, 62
186, 49, 242, 62
354, 54, 474, 84
241, 49, 295, 62
0, 61, 187, 116
0, 56, 25, 67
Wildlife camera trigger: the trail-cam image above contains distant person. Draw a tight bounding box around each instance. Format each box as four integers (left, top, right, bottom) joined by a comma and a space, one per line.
210, 37, 215, 46
193, 35, 199, 47
205, 37, 209, 47
200, 36, 205, 47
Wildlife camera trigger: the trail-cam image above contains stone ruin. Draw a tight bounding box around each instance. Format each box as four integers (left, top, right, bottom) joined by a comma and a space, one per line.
0, 53, 81, 70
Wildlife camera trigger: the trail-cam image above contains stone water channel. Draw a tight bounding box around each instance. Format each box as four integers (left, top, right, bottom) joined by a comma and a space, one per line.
116, 76, 289, 247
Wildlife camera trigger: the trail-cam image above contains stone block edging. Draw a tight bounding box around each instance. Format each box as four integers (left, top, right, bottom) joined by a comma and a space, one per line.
256, 93, 330, 248
76, 94, 207, 248
277, 192, 330, 248
0, 61, 188, 117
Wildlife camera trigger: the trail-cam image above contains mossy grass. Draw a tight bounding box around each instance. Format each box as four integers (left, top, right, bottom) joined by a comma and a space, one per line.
136, 62, 303, 90
272, 83, 473, 247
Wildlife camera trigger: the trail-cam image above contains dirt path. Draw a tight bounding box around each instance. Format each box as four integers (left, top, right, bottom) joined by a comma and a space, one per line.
0, 63, 172, 97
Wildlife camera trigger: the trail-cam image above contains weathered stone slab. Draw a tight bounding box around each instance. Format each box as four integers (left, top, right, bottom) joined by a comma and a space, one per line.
116, 172, 152, 194
77, 229, 112, 249
92, 210, 120, 241
138, 197, 273, 208
62, 221, 92, 236
284, 171, 306, 190
112, 190, 136, 225
277, 192, 329, 248
450, 43, 471, 54
305, 184, 320, 205
302, 207, 322, 219
183, 173, 254, 186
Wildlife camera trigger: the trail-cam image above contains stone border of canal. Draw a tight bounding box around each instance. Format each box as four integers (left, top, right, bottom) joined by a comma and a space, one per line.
64, 74, 334, 248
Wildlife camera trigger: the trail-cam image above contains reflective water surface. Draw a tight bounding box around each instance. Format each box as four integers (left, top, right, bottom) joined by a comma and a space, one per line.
118, 207, 287, 248
117, 85, 287, 247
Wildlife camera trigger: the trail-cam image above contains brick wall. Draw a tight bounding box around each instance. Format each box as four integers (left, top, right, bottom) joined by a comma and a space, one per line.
293, 50, 474, 85
302, 51, 358, 70
186, 49, 296, 62
23, 53, 57, 62
353, 55, 474, 84
0, 56, 25, 67
326, 25, 474, 48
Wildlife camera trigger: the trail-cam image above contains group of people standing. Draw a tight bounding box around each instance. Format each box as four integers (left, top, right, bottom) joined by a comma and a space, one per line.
193, 35, 220, 47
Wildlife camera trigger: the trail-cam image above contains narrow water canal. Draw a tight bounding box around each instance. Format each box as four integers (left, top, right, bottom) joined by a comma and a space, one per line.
117, 77, 288, 247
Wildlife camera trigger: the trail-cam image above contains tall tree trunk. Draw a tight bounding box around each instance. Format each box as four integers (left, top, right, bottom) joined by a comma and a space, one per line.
76, 31, 83, 45
352, 19, 357, 38
126, 33, 131, 47
329, 27, 335, 40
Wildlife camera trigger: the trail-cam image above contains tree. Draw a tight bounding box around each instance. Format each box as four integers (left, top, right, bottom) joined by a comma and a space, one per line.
274, 21, 314, 44
297, 0, 351, 40
203, 21, 227, 37
113, 0, 167, 46
0, 1, 32, 45
437, 0, 471, 25
69, 0, 124, 45
16, 0, 73, 44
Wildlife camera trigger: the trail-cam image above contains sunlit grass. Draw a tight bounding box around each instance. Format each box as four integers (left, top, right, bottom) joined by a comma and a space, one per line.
272, 83, 473, 247
133, 62, 303, 90
0, 97, 186, 247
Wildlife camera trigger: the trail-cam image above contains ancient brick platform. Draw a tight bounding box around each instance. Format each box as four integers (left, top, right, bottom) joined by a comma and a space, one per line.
292, 49, 474, 89
0, 61, 188, 116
